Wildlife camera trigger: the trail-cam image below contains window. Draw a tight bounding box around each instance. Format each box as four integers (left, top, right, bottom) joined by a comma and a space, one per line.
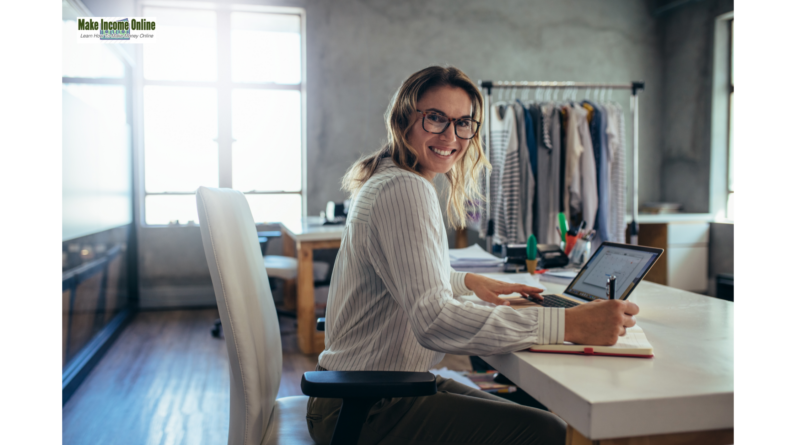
726, 19, 734, 220
141, 5, 305, 225
710, 11, 733, 220
62, 0, 133, 240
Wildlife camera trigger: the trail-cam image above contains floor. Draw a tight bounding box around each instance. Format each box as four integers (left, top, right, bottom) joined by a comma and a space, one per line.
62, 309, 317, 445
62, 309, 472, 445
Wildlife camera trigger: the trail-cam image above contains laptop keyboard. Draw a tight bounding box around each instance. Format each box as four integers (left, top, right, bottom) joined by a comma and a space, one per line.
538, 294, 580, 308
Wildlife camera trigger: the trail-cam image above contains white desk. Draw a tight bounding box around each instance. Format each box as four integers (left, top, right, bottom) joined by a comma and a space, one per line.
475, 277, 733, 444
278, 217, 344, 354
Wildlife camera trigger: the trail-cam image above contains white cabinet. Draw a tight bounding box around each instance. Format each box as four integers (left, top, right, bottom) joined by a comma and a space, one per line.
667, 245, 709, 292
666, 222, 709, 293
637, 219, 710, 293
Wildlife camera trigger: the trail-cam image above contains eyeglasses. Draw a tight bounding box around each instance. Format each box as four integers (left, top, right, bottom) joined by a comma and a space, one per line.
416, 110, 480, 140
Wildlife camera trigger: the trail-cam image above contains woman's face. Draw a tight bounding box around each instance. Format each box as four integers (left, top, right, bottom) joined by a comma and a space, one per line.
407, 85, 472, 181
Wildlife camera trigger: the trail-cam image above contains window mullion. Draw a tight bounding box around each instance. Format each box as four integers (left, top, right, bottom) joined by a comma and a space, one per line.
217, 10, 233, 189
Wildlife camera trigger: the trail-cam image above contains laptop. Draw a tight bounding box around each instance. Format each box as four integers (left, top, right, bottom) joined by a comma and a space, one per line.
531, 242, 664, 308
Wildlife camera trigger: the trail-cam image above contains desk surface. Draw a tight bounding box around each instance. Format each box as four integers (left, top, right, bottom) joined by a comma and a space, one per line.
477, 278, 733, 440
279, 216, 345, 242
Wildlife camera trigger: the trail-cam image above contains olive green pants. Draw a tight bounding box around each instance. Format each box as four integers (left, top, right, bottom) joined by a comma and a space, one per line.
305, 373, 567, 445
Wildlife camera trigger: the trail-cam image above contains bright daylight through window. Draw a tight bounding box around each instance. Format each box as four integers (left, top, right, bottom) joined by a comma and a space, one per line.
726, 18, 734, 220
142, 6, 304, 225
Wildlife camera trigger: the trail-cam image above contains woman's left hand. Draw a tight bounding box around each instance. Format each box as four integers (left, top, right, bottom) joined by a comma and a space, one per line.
463, 273, 544, 306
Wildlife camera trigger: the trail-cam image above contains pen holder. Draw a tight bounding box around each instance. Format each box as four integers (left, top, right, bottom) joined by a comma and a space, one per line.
568, 239, 591, 267
525, 259, 538, 274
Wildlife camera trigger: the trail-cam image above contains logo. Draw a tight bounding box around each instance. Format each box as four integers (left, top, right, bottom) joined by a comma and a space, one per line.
77, 17, 157, 44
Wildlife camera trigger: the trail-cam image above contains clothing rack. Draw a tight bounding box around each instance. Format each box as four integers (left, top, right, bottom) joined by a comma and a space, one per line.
477, 80, 644, 247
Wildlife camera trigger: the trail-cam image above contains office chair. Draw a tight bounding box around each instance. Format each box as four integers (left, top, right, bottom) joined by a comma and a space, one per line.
210, 228, 330, 339
196, 186, 436, 445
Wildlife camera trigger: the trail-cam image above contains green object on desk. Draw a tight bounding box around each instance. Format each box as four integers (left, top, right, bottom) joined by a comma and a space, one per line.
557, 212, 568, 243
526, 234, 537, 260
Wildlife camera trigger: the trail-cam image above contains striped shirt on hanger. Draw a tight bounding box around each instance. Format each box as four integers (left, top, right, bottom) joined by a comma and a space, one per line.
607, 103, 627, 243
318, 158, 565, 372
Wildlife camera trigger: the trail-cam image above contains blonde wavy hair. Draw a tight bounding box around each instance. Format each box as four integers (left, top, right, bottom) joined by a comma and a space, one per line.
341, 66, 491, 229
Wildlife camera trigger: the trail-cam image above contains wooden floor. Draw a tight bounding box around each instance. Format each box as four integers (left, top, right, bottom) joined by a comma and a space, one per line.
62, 309, 318, 445
62, 309, 473, 445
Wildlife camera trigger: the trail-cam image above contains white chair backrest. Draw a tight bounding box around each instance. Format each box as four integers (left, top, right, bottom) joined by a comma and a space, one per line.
196, 186, 283, 445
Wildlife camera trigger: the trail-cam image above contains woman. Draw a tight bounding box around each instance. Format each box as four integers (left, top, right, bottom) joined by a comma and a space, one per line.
306, 66, 638, 445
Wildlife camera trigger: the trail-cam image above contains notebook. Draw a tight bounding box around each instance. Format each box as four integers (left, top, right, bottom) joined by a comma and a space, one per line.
528, 324, 654, 358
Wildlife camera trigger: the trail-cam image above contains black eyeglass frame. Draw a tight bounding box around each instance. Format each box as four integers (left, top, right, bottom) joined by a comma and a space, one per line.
415, 110, 481, 140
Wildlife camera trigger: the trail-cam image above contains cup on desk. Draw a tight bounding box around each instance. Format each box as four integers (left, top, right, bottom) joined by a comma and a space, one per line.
568, 239, 591, 267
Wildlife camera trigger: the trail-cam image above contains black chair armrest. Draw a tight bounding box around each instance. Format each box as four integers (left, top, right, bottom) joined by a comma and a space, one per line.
301, 371, 437, 398
316, 317, 325, 331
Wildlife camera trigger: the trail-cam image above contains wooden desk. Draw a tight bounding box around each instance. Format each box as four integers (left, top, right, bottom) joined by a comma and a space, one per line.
474, 278, 733, 444
279, 217, 344, 354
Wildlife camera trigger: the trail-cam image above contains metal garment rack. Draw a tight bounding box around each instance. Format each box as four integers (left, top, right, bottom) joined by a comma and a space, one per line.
478, 80, 645, 246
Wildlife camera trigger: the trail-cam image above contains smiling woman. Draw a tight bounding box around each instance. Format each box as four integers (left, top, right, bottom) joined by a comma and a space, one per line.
342, 66, 489, 230
315, 66, 569, 445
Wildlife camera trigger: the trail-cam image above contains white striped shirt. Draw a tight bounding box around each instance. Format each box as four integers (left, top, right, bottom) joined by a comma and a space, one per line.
318, 158, 565, 372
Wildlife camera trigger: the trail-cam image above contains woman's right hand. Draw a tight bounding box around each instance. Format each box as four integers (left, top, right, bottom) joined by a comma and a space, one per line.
564, 300, 639, 346
463, 273, 544, 306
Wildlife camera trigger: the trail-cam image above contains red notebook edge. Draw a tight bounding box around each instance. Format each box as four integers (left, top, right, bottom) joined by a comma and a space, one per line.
527, 348, 654, 359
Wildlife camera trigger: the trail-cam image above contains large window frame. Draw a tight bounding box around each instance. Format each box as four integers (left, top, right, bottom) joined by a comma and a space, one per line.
726, 18, 734, 219
135, 1, 307, 227
709, 11, 734, 221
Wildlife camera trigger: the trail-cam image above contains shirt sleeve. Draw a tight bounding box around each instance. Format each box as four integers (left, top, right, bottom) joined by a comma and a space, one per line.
449, 269, 473, 296
367, 174, 565, 356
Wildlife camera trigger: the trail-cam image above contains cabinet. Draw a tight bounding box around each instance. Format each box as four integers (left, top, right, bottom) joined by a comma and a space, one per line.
633, 220, 709, 293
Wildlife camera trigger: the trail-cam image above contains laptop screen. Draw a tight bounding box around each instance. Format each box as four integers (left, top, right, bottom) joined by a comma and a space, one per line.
564, 243, 662, 302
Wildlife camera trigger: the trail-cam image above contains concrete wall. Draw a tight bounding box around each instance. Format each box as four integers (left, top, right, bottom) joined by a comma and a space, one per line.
658, 0, 733, 212
301, 0, 664, 215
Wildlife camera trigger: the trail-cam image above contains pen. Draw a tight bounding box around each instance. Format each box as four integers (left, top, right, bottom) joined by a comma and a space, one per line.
576, 220, 586, 237
607, 275, 616, 300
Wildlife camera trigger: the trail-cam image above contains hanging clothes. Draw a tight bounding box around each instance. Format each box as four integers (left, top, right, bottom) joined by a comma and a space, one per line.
537, 103, 562, 245
523, 104, 538, 184
526, 103, 542, 239
562, 105, 581, 222
574, 104, 598, 232
583, 100, 611, 242
606, 103, 627, 243
490, 103, 517, 245
513, 102, 534, 242
500, 105, 520, 245
477, 88, 630, 251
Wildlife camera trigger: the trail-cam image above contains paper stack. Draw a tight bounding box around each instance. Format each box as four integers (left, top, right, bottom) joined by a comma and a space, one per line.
538, 269, 579, 285
449, 244, 505, 273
